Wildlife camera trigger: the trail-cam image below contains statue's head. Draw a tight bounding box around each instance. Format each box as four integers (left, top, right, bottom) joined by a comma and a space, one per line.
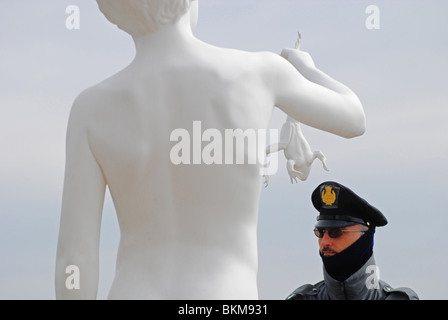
97, 0, 198, 38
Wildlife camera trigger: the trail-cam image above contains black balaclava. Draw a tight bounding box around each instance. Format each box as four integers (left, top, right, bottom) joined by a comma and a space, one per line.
320, 229, 375, 282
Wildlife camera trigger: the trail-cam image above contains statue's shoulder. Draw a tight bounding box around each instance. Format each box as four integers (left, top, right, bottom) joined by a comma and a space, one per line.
214, 46, 284, 68
72, 72, 132, 111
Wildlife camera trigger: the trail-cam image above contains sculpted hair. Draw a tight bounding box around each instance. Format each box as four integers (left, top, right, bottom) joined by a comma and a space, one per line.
97, 0, 193, 37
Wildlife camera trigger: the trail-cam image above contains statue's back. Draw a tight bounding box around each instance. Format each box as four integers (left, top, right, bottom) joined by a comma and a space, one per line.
84, 43, 276, 299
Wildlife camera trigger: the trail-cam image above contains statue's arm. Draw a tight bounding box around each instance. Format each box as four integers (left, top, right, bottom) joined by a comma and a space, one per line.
268, 49, 366, 139
55, 95, 106, 299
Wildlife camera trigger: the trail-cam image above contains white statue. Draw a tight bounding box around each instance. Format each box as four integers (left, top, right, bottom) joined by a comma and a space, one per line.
55, 0, 366, 300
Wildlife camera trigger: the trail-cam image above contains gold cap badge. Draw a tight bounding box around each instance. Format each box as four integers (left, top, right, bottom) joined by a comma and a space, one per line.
321, 186, 337, 207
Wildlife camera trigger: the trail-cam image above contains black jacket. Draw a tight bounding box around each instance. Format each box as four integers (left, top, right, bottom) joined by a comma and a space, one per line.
286, 256, 419, 300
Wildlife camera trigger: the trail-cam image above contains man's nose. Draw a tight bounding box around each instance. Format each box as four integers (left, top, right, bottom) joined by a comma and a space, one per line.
320, 231, 333, 246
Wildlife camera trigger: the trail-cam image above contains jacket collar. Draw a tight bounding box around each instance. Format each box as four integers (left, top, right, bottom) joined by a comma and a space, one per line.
323, 255, 382, 300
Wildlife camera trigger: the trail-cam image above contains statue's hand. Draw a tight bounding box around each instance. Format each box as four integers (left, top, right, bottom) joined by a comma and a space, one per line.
280, 48, 316, 70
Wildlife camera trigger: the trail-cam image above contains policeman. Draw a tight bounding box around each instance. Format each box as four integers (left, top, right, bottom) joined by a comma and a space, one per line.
287, 181, 419, 300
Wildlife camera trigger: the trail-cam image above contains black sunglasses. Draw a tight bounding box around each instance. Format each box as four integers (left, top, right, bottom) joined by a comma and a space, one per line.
313, 227, 367, 239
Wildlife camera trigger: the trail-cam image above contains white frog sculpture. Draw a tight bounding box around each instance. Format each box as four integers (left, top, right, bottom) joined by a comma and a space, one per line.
264, 115, 329, 187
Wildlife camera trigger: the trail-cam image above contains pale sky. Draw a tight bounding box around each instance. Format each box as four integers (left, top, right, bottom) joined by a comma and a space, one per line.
1, 0, 447, 299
